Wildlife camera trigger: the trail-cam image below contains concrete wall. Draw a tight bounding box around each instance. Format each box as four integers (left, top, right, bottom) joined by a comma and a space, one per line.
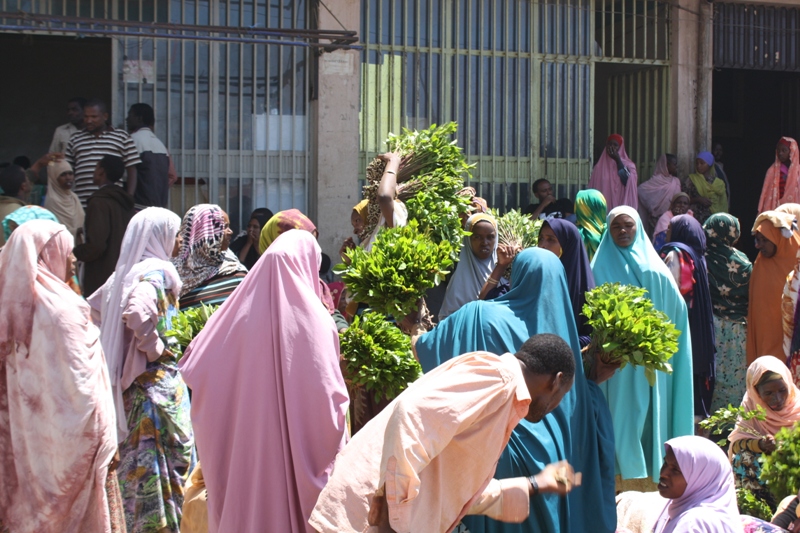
309, 0, 361, 262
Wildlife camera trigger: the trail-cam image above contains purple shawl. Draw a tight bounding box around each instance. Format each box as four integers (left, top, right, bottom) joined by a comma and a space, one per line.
654, 436, 741, 533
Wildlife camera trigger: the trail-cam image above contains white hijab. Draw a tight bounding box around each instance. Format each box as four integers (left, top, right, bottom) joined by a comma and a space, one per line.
438, 213, 498, 320
92, 207, 182, 440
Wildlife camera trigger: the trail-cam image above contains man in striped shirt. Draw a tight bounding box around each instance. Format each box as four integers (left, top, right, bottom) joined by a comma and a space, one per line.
65, 99, 141, 207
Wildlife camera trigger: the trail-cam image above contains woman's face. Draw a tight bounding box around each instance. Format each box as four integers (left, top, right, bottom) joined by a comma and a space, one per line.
695, 158, 710, 175
220, 211, 233, 251
671, 196, 690, 216
754, 231, 777, 259
537, 224, 562, 257
351, 210, 365, 235
469, 220, 496, 260
667, 158, 678, 177
246, 218, 261, 241
57, 170, 75, 190
658, 447, 687, 500
610, 214, 637, 248
777, 143, 791, 165
172, 232, 183, 257
757, 379, 789, 411
66, 252, 77, 281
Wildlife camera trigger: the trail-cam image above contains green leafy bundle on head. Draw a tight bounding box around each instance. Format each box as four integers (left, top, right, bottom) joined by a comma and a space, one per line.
361, 122, 473, 258
164, 303, 219, 360
335, 220, 453, 318
582, 283, 679, 386
760, 423, 800, 498
340, 312, 422, 403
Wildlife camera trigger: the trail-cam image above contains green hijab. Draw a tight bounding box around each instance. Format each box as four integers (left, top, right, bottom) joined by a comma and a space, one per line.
575, 189, 607, 261
688, 171, 728, 215
702, 213, 752, 321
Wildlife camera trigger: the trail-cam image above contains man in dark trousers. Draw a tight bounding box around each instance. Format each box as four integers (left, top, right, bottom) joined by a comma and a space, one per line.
127, 103, 176, 209
73, 155, 135, 296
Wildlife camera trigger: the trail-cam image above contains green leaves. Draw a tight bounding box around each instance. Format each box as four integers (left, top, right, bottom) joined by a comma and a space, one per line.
582, 283, 680, 386
339, 312, 422, 403
760, 423, 800, 498
164, 303, 219, 360
736, 488, 772, 520
699, 404, 766, 447
334, 220, 453, 319
493, 208, 542, 250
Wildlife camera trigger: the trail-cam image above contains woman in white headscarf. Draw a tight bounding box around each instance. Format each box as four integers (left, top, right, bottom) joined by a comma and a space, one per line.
89, 207, 194, 533
43, 159, 84, 238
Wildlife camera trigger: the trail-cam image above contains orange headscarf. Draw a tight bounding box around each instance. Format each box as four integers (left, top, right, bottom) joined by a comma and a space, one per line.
747, 211, 800, 364
758, 137, 800, 212
729, 355, 800, 450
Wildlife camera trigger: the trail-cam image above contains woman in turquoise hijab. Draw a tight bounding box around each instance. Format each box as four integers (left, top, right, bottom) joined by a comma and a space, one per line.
416, 248, 616, 533
590, 205, 694, 482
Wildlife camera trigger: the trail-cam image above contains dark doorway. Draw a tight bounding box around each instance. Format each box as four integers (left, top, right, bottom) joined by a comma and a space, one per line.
0, 33, 111, 164
712, 68, 800, 260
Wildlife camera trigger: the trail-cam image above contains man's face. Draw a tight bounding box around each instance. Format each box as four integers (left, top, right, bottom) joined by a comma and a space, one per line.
712, 143, 724, 163
524, 373, 573, 423
67, 101, 84, 127
535, 181, 553, 202
126, 109, 143, 133
83, 105, 108, 134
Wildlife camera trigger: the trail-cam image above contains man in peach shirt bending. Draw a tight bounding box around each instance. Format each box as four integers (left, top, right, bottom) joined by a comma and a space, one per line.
309, 333, 581, 533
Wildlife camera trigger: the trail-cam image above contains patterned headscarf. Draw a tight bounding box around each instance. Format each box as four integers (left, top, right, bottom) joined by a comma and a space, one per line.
703, 213, 751, 321
574, 189, 607, 261
259, 209, 317, 254
2, 206, 59, 241
172, 204, 246, 297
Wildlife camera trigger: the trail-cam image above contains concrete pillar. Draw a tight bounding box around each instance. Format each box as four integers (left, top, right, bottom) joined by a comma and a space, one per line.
695, 1, 714, 153
670, 0, 702, 176
309, 0, 361, 262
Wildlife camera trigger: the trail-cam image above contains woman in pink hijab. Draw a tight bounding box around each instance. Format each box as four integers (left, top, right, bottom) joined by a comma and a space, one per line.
638, 154, 680, 236
654, 435, 740, 533
0, 220, 121, 533
759, 137, 800, 213
589, 133, 639, 211
179, 229, 349, 533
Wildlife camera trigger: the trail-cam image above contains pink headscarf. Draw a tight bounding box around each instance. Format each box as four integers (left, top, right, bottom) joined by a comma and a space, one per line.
0, 220, 117, 532
179, 229, 349, 533
589, 134, 639, 211
638, 155, 681, 230
729, 355, 800, 446
654, 436, 741, 533
758, 137, 800, 212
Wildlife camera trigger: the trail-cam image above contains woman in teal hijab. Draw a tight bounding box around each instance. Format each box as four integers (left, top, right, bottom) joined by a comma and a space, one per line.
416, 248, 616, 533
590, 206, 694, 482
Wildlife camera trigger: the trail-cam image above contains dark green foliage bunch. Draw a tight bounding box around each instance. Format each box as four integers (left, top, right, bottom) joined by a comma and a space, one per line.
582, 283, 680, 386
340, 312, 422, 403
736, 488, 773, 520
164, 303, 219, 359
361, 122, 473, 261
336, 220, 453, 318
493, 208, 542, 250
699, 404, 766, 447
761, 423, 800, 498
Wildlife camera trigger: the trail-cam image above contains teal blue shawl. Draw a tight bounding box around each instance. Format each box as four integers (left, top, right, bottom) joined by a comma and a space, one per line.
590, 206, 694, 481
417, 248, 616, 533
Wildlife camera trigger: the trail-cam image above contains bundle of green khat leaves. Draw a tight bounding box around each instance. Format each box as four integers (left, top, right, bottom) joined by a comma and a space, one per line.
582, 283, 680, 386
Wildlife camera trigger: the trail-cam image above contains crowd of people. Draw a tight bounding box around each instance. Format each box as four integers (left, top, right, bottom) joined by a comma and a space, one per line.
2, 99, 800, 533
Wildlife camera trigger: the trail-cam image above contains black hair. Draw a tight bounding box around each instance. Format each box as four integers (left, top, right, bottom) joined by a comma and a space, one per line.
0, 165, 27, 197
250, 207, 274, 228
129, 103, 155, 128
515, 333, 575, 382
84, 98, 108, 114
320, 253, 332, 276
665, 153, 677, 165
532, 178, 550, 195
97, 155, 125, 183
68, 97, 87, 108
12, 156, 30, 169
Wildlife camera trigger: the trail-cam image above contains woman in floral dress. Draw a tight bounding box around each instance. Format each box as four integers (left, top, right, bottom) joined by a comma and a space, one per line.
703, 213, 752, 413
90, 207, 194, 533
